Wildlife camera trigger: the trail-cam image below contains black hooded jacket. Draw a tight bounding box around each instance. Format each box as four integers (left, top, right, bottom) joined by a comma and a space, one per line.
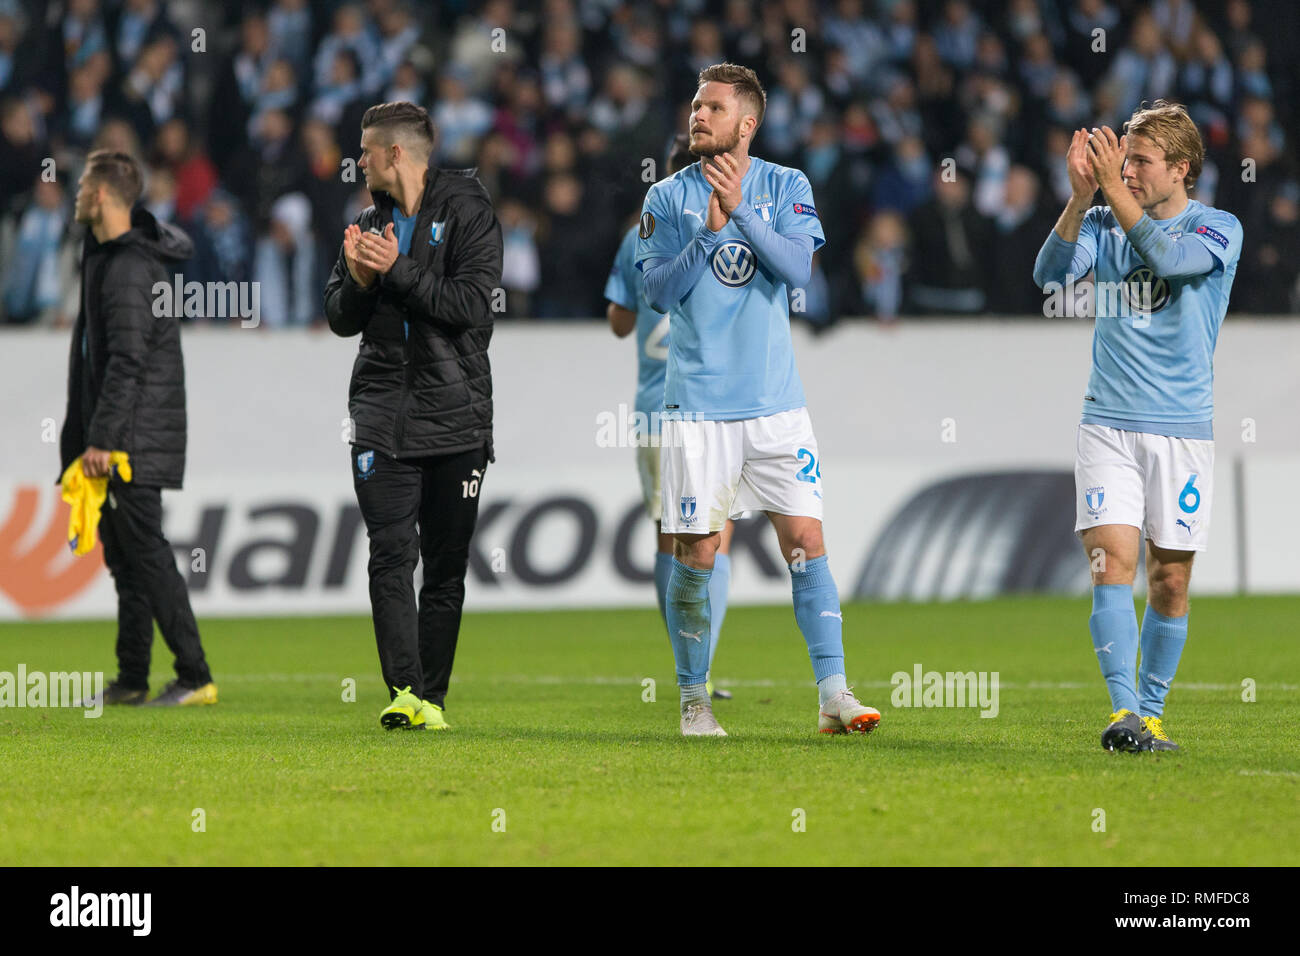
59, 208, 194, 489
324, 166, 502, 461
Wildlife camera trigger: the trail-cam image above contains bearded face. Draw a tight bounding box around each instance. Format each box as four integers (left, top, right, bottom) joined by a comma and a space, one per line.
689, 115, 742, 158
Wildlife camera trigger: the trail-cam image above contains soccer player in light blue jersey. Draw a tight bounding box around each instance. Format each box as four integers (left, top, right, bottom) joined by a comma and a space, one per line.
634, 63, 881, 737
606, 133, 736, 701
1033, 101, 1243, 753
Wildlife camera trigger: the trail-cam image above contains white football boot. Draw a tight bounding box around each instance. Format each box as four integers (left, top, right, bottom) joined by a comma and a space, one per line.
818, 688, 881, 735
681, 702, 728, 736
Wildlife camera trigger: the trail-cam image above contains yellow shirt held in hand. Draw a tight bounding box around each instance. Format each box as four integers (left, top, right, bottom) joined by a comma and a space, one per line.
60, 451, 132, 555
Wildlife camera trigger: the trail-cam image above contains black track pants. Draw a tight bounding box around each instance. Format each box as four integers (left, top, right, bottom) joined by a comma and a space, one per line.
351, 443, 487, 708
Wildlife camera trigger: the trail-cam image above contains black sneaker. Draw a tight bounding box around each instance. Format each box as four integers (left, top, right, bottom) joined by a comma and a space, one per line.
75, 680, 147, 708
1141, 716, 1180, 752
1101, 708, 1153, 752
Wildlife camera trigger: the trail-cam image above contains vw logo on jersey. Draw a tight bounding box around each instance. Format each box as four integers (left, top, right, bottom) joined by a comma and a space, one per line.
1120, 264, 1171, 315
711, 240, 757, 287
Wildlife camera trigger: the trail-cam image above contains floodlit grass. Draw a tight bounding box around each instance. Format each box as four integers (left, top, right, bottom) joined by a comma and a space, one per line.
2, 596, 1296, 865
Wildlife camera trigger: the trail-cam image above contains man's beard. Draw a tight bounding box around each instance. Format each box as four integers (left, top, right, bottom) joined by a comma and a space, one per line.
689, 121, 741, 157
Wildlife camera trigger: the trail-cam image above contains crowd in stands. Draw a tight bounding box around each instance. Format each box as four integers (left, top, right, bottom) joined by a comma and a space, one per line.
1, 0, 1296, 327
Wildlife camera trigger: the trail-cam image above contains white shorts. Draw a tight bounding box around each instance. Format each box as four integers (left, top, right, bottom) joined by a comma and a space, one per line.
660, 407, 824, 534
1074, 423, 1214, 551
636, 442, 660, 522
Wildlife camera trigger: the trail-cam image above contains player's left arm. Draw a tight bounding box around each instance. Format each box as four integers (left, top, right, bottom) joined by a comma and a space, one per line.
606, 302, 636, 337
1088, 126, 1226, 279
707, 156, 823, 287
604, 231, 638, 337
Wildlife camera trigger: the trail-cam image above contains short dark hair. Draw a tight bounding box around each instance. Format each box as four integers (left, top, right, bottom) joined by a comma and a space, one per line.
697, 63, 766, 132
666, 133, 692, 174
361, 101, 436, 159
84, 149, 143, 207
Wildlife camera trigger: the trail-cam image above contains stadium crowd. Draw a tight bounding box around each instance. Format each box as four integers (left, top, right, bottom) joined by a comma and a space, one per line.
1, 0, 1297, 327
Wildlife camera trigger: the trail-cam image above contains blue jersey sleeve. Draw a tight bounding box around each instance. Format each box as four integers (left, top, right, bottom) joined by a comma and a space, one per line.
772, 171, 826, 251
1125, 214, 1218, 278
604, 229, 638, 310
634, 183, 681, 272
1033, 206, 1102, 287
1187, 211, 1243, 272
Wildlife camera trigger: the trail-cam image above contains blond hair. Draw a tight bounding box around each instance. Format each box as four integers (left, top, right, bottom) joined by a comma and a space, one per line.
1124, 99, 1205, 190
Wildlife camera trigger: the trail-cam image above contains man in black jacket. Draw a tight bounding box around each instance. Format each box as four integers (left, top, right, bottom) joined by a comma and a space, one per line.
62, 150, 217, 707
325, 102, 502, 731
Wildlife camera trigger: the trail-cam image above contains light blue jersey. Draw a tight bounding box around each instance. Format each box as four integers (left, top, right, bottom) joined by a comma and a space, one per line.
1073, 199, 1242, 438
634, 156, 825, 419
605, 224, 670, 434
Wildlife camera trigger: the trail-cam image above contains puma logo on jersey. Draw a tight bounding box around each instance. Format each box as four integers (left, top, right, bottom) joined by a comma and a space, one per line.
683, 207, 703, 225
1177, 518, 1197, 536
1094, 642, 1115, 655
819, 610, 842, 621
1148, 673, 1171, 688
679, 629, 703, 643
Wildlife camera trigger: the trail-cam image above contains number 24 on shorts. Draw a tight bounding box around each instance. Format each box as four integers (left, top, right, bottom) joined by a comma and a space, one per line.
796, 448, 820, 483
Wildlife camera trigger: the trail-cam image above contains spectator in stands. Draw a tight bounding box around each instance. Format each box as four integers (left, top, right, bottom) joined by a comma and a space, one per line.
150, 118, 217, 223
989, 165, 1056, 314
872, 134, 932, 215
57, 52, 111, 151
384, 59, 426, 105
310, 47, 363, 129
434, 65, 494, 167
763, 58, 824, 164
0, 96, 42, 212
499, 197, 541, 317
0, 4, 37, 99
113, 0, 177, 68
313, 4, 380, 99
187, 188, 252, 296
906, 170, 994, 314
539, 16, 591, 124
114, 33, 183, 143
300, 118, 352, 299
1236, 181, 1300, 313
254, 192, 315, 327
266, 0, 312, 81
534, 172, 604, 318
2, 177, 66, 323
852, 210, 908, 322
375, 3, 422, 97
209, 9, 272, 171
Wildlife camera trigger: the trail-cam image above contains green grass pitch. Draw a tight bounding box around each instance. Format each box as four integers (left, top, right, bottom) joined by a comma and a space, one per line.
1, 595, 1296, 866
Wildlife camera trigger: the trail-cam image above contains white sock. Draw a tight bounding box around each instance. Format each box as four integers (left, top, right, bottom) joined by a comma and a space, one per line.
680, 683, 710, 709
817, 673, 848, 707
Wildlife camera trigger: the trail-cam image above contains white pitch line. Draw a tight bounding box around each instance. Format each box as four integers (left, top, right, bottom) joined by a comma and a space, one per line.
1237, 770, 1300, 779
202, 673, 1298, 692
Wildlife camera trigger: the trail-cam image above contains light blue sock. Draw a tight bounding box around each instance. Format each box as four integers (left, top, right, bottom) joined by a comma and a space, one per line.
1090, 584, 1140, 713
1139, 606, 1188, 718
706, 552, 730, 675
665, 558, 712, 688
653, 552, 673, 623
790, 555, 845, 684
